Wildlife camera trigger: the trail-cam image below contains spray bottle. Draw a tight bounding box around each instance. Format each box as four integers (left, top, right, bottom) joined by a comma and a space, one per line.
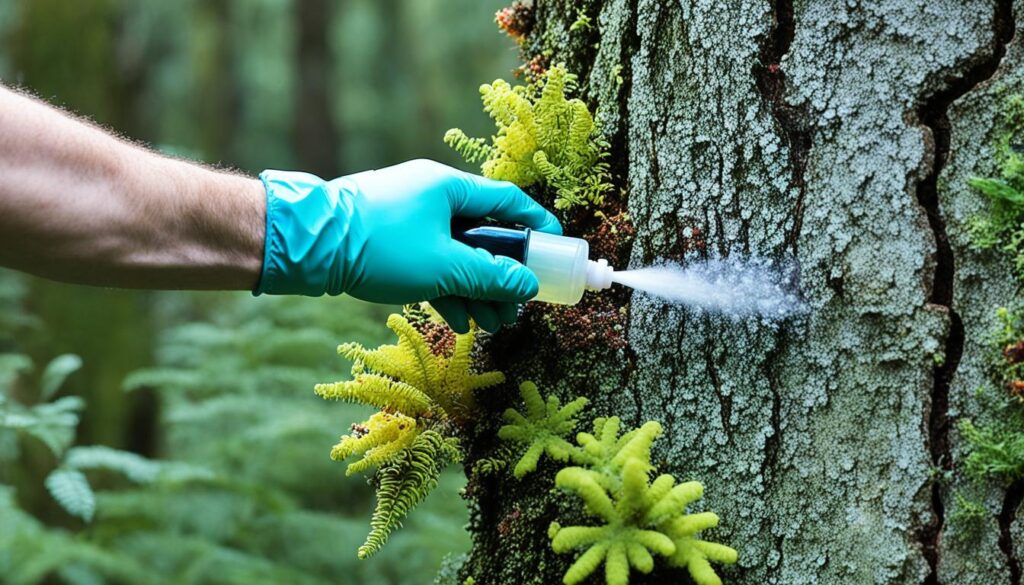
453, 226, 612, 304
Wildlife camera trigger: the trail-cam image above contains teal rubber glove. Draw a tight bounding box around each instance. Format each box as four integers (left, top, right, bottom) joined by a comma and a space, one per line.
255, 159, 562, 333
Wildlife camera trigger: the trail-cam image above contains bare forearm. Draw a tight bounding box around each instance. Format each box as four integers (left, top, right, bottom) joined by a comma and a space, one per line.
0, 86, 265, 290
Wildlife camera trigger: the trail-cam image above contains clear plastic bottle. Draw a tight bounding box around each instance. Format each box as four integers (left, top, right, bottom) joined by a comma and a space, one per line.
453, 226, 612, 305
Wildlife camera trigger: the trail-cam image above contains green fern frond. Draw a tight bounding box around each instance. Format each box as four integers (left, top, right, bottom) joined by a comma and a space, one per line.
45, 468, 95, 522
317, 314, 503, 427
316, 373, 433, 416
318, 310, 500, 559
498, 381, 588, 478
444, 129, 494, 164
0, 485, 154, 585
359, 430, 461, 559
63, 445, 214, 484
471, 456, 508, 477
0, 352, 33, 392
446, 64, 614, 210
2, 395, 83, 457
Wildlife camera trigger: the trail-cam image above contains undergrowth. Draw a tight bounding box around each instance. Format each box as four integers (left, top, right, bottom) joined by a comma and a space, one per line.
1, 270, 468, 585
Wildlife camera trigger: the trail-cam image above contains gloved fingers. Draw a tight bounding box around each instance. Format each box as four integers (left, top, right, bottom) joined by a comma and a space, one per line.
447, 170, 563, 235
495, 302, 519, 326
466, 300, 502, 333
439, 243, 540, 302
429, 296, 471, 334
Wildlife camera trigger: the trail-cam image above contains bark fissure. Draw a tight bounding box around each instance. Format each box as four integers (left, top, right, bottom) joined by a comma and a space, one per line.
1000, 479, 1024, 585
609, 0, 641, 185
914, 3, 1015, 582
703, 345, 732, 444
753, 0, 813, 255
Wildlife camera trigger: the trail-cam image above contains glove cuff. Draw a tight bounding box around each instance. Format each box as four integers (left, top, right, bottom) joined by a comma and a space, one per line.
253, 170, 357, 297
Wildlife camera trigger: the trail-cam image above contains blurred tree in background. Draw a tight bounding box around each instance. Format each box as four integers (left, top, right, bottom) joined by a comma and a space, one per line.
0, 1, 516, 582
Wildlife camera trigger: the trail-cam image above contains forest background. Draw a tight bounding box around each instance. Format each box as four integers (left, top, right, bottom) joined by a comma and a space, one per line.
0, 1, 514, 583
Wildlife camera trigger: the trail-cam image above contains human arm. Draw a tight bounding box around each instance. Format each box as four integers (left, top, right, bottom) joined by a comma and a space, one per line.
0, 86, 563, 331
0, 85, 265, 290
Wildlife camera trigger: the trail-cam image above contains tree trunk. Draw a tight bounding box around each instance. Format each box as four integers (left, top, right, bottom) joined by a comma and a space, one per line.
294, 0, 340, 177
459, 1, 1023, 584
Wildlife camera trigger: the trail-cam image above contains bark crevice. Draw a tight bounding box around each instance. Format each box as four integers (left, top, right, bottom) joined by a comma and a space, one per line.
754, 0, 813, 255
914, 3, 1015, 582
999, 479, 1024, 585
609, 0, 641, 185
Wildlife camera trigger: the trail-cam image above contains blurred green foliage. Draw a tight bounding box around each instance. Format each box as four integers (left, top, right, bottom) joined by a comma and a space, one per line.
0, 0, 517, 582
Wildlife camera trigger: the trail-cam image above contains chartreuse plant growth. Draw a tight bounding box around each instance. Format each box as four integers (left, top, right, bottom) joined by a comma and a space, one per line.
445, 64, 613, 210
315, 308, 504, 558
316, 314, 737, 583
499, 383, 737, 585
968, 94, 1024, 278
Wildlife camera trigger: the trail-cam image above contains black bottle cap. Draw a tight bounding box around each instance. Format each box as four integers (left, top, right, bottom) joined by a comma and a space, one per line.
451, 225, 531, 263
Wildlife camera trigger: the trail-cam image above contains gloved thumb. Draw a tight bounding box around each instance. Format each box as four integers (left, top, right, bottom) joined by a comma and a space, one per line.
438, 242, 539, 303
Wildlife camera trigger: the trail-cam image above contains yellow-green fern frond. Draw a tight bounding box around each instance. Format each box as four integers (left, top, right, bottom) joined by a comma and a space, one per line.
498, 381, 589, 478
566, 100, 595, 157
533, 150, 561, 182
387, 314, 443, 392
318, 310, 505, 559
319, 313, 504, 427
329, 412, 419, 476
358, 430, 461, 559
445, 64, 614, 210
314, 374, 432, 417
444, 129, 494, 164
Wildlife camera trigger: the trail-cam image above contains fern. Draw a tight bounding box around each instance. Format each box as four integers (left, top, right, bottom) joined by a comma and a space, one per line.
444, 129, 494, 164
316, 309, 502, 557
40, 354, 83, 400
1, 352, 84, 458
64, 445, 214, 484
1, 485, 153, 585
360, 430, 462, 559
316, 313, 503, 475
446, 64, 614, 210
498, 381, 588, 478
45, 469, 95, 522
2, 395, 82, 457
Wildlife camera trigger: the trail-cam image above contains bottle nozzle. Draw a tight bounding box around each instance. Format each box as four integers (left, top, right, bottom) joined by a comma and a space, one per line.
586, 259, 614, 291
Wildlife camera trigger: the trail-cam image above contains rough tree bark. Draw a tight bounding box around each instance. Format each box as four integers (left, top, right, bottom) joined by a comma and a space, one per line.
456, 1, 1024, 584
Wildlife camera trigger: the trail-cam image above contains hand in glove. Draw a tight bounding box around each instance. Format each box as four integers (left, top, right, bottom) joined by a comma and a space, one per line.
255, 159, 562, 333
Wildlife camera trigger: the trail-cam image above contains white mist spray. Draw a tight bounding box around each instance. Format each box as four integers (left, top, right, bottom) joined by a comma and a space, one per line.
609, 257, 804, 321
